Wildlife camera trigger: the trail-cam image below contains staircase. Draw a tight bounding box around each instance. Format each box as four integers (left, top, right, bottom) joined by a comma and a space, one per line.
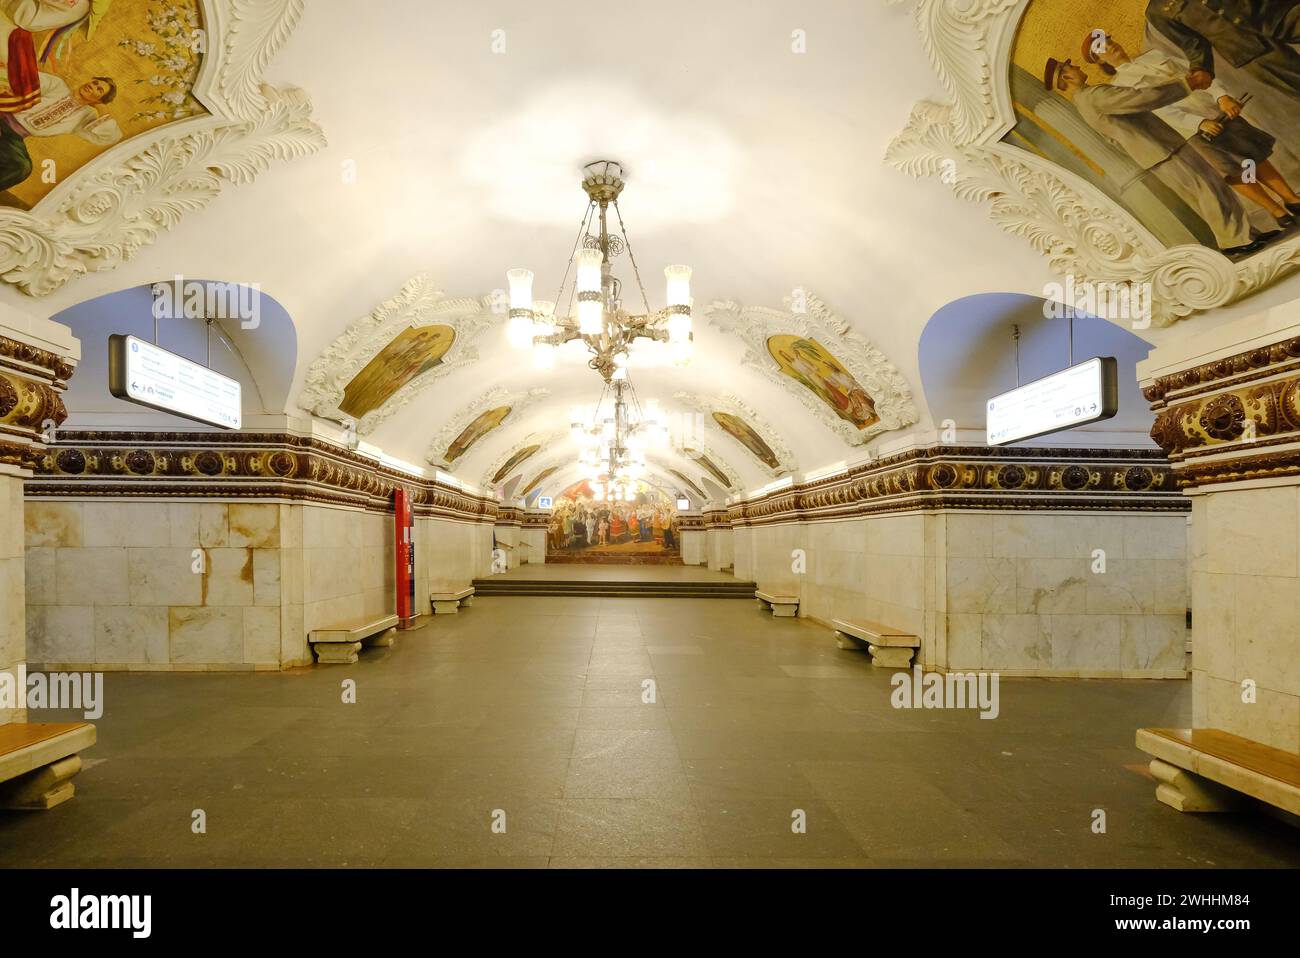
472, 577, 758, 599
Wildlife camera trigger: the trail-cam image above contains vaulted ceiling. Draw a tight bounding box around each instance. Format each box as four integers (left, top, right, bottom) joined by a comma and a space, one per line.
10, 0, 1297, 503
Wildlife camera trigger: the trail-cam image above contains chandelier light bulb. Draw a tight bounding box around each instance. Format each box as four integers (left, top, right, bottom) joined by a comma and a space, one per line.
507, 268, 534, 309
505, 268, 536, 350
664, 265, 692, 306
575, 248, 604, 335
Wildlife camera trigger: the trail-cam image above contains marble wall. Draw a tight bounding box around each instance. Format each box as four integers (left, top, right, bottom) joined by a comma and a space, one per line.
737, 509, 1189, 678
421, 514, 494, 600
1188, 484, 1300, 753
680, 528, 705, 566
519, 526, 546, 565
25, 499, 492, 670
706, 526, 734, 572
1, 474, 26, 723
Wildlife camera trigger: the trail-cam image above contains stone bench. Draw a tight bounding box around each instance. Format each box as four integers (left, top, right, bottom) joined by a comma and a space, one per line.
831, 618, 919, 669
755, 590, 798, 617
431, 586, 475, 615
309, 613, 399, 664
1136, 727, 1300, 816
0, 722, 96, 810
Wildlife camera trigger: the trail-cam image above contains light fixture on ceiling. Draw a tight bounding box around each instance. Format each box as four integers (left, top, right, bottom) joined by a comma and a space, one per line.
570, 378, 669, 501
507, 160, 694, 382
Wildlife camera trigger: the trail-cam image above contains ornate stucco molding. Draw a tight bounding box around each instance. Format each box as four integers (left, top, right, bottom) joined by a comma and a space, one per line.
27, 430, 499, 522
672, 390, 798, 477
724, 446, 1182, 527
706, 292, 919, 445
886, 0, 1297, 326
298, 273, 496, 433
425, 386, 550, 470
0, 0, 324, 298
1144, 336, 1300, 488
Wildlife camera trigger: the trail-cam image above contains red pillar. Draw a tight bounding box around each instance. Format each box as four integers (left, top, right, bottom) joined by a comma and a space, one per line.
394, 488, 415, 628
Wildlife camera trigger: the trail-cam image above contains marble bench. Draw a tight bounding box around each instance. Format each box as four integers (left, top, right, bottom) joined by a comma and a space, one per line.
309, 613, 399, 664
0, 722, 97, 810
430, 586, 475, 615
1136, 727, 1300, 816
831, 618, 919, 668
755, 590, 798, 617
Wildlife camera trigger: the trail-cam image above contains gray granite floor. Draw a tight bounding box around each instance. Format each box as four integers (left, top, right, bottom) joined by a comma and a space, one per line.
3, 596, 1298, 868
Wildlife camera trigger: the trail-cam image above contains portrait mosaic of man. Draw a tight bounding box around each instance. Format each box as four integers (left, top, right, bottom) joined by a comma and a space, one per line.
1007, 0, 1300, 256
0, 0, 208, 210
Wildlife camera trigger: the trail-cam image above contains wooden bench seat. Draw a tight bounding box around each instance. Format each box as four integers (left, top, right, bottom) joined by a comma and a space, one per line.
309, 613, 399, 664
831, 618, 919, 668
1136, 727, 1300, 816
430, 586, 475, 615
0, 722, 96, 810
755, 590, 798, 617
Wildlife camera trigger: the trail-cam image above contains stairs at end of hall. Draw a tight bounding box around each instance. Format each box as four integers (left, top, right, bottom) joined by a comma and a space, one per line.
470, 577, 758, 599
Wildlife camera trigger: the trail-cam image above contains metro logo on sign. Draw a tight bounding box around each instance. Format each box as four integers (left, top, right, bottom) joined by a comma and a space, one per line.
536, 496, 553, 509
986, 357, 1117, 446
108, 334, 242, 430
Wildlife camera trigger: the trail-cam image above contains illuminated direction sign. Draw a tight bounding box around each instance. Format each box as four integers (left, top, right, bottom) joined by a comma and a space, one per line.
536, 496, 553, 509
108, 334, 242, 429
986, 356, 1117, 446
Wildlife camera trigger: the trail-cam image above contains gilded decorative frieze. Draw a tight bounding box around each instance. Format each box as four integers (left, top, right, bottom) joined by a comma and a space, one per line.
1142, 336, 1300, 489
724, 447, 1181, 528
27, 431, 499, 522
0, 335, 76, 384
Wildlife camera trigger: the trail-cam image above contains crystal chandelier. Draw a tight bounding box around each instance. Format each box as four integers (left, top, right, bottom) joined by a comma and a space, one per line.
570, 378, 669, 502
506, 160, 693, 381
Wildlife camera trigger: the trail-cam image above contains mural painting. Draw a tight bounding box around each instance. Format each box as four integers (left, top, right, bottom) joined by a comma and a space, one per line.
766, 335, 879, 429
520, 465, 557, 499
546, 480, 680, 561
339, 325, 456, 418
0, 0, 209, 210
712, 411, 780, 469
1007, 0, 1300, 255
492, 443, 540, 485
444, 405, 510, 463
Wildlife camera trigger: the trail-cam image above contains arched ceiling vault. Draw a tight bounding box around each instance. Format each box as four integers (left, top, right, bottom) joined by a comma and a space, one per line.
9, 0, 1292, 472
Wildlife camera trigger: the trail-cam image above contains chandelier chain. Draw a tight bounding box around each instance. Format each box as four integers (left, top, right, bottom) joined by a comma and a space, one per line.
553, 201, 596, 321
612, 200, 654, 318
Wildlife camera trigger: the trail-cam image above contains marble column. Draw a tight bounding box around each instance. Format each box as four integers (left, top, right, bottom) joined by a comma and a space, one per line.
0, 304, 79, 724
1141, 307, 1300, 755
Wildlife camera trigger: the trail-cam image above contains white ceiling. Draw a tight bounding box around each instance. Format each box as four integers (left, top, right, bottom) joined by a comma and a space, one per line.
10, 0, 1299, 499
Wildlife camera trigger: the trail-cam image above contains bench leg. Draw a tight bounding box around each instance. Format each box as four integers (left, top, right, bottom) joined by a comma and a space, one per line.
867, 644, 915, 669
755, 598, 770, 612
834, 631, 866, 650
771, 604, 797, 618
0, 755, 83, 810
459, 595, 474, 608
363, 627, 396, 649
1149, 759, 1243, 813
314, 641, 361, 664
432, 600, 461, 615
